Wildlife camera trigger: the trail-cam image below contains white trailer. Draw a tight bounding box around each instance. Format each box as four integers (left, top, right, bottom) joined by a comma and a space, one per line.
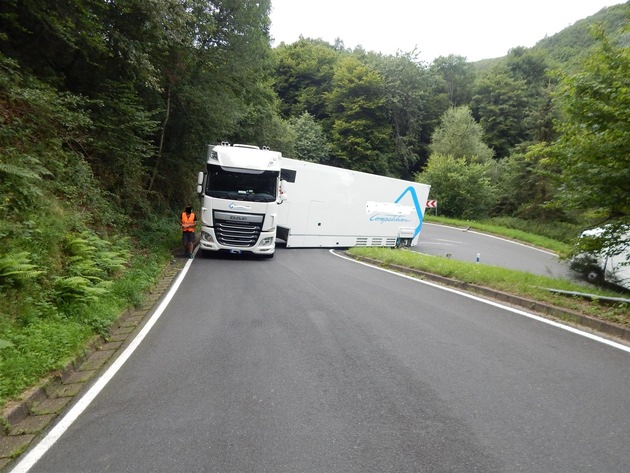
277, 157, 430, 248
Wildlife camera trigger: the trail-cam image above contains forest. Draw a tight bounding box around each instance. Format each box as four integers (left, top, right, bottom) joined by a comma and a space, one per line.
0, 1, 628, 404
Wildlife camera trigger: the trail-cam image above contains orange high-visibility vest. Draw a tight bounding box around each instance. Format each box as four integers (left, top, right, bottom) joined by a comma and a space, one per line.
181, 212, 196, 232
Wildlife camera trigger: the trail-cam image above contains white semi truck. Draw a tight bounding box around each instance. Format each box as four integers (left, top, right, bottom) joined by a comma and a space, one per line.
196, 143, 282, 257
196, 143, 431, 256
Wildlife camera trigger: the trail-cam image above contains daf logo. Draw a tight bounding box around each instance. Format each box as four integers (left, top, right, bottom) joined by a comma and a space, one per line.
229, 203, 251, 210
230, 215, 247, 221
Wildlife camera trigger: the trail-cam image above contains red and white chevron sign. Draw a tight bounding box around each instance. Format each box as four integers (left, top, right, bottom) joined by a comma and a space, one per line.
426, 200, 437, 208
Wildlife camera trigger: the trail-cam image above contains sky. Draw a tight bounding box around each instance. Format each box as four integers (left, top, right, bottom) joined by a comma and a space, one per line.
269, 0, 626, 63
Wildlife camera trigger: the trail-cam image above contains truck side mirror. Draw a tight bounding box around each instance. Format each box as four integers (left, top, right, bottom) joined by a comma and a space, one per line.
197, 172, 204, 195
278, 179, 288, 203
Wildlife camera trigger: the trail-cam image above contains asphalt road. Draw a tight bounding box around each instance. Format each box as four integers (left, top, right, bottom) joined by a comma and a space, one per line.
416, 223, 574, 280
18, 249, 630, 473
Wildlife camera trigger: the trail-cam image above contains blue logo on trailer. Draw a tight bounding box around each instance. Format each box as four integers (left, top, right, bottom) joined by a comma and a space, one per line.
394, 186, 424, 238
369, 215, 411, 224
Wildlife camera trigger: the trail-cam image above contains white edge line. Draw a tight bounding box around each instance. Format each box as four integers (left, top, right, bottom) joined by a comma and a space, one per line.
331, 250, 630, 354
10, 253, 197, 473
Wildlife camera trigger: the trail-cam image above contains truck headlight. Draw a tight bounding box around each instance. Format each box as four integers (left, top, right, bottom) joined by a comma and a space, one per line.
260, 236, 274, 246
202, 231, 214, 242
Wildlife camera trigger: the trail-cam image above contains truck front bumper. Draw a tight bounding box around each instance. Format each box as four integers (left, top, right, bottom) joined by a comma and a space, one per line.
199, 227, 275, 255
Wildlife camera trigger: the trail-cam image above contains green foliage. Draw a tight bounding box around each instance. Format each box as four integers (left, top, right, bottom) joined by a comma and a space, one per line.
0, 56, 75, 216
431, 54, 476, 107
416, 154, 495, 219
65, 232, 128, 278
53, 276, 111, 307
0, 153, 48, 214
504, 47, 550, 89
133, 213, 181, 252
425, 215, 574, 252
471, 68, 530, 159
477, 217, 579, 246
273, 38, 338, 120
109, 248, 165, 310
51, 230, 129, 307
370, 51, 443, 178
533, 3, 630, 71
430, 106, 494, 163
0, 252, 43, 289
0, 220, 171, 406
490, 145, 567, 221
550, 23, 630, 243
287, 112, 330, 162
326, 56, 393, 174
0, 319, 92, 402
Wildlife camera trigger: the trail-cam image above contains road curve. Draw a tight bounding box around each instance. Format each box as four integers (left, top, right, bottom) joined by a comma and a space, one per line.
415, 223, 574, 280
18, 249, 630, 473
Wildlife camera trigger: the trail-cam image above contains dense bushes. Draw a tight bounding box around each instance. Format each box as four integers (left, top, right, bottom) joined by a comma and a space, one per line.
0, 52, 177, 406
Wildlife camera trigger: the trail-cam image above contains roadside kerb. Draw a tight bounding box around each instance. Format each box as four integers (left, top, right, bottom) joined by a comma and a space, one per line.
0, 256, 186, 472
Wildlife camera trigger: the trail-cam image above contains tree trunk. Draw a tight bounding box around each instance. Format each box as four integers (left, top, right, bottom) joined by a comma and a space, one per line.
148, 84, 171, 192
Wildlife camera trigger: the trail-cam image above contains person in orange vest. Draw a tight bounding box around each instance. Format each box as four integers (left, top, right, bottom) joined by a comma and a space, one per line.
180, 205, 197, 258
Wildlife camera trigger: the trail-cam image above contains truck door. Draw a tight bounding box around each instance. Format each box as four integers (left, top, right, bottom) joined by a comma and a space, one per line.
307, 201, 326, 235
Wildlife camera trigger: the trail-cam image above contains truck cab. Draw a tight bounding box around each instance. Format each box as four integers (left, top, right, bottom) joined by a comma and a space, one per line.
196, 144, 282, 257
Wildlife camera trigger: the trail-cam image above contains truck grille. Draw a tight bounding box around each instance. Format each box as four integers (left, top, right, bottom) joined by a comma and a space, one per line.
214, 211, 263, 247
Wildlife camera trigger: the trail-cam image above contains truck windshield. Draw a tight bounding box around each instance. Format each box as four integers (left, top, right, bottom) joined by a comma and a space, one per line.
205, 165, 278, 202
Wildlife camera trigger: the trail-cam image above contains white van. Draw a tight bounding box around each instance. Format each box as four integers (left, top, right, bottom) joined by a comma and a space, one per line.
571, 226, 630, 290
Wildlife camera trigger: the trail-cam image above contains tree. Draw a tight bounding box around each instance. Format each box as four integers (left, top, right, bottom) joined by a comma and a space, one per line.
369, 50, 443, 179
273, 38, 338, 120
491, 146, 564, 221
505, 47, 549, 89
325, 56, 393, 174
430, 106, 494, 163
550, 24, 630, 245
147, 0, 279, 206
431, 54, 475, 107
287, 112, 330, 162
415, 154, 495, 219
471, 68, 529, 159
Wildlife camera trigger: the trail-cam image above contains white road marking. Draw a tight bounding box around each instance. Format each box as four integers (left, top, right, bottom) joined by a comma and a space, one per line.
332, 250, 630, 354
419, 239, 460, 246
10, 247, 627, 473
9, 252, 198, 473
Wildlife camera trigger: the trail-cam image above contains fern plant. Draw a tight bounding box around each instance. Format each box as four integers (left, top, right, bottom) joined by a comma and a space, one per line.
53, 276, 111, 306
53, 231, 129, 307
0, 151, 50, 218
0, 252, 43, 288
65, 232, 128, 278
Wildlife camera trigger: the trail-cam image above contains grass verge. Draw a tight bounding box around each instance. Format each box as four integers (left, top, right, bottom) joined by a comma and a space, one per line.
348, 247, 630, 328
0, 243, 174, 409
